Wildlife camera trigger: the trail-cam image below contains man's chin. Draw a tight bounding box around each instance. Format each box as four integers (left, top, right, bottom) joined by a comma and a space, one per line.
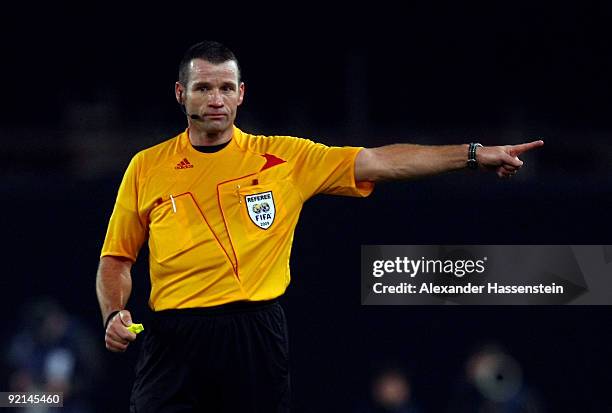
202, 121, 231, 134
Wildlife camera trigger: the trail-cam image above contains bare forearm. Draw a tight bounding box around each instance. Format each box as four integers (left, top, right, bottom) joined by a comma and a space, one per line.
96, 256, 133, 326
356, 143, 470, 182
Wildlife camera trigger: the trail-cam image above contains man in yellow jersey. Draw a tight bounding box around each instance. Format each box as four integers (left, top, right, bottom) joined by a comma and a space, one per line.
96, 41, 543, 412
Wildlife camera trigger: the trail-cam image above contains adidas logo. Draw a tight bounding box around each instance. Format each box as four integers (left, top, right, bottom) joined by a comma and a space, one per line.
175, 158, 194, 169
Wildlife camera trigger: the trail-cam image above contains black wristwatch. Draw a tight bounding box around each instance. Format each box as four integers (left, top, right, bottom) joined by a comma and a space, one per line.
105, 310, 121, 329
467, 142, 483, 169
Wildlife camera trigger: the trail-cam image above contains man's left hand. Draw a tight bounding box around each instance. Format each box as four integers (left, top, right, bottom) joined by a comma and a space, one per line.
477, 140, 544, 178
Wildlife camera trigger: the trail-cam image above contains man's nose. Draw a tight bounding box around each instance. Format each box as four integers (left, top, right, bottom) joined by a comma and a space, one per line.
208, 90, 224, 107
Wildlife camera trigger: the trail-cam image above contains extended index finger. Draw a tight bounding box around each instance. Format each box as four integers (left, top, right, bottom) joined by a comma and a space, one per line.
510, 140, 544, 156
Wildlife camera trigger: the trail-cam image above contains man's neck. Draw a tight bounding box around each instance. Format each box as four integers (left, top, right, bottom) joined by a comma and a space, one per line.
188, 125, 233, 146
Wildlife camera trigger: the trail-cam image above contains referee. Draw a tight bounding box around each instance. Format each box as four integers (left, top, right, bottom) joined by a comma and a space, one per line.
96, 40, 543, 412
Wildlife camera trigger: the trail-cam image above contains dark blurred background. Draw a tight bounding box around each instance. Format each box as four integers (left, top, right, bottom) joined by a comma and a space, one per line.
1, 1, 611, 412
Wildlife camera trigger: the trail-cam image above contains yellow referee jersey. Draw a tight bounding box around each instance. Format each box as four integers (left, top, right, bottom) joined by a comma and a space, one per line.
101, 126, 374, 310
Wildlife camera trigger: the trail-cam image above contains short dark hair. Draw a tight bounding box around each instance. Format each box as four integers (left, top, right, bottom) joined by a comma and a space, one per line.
178, 40, 241, 85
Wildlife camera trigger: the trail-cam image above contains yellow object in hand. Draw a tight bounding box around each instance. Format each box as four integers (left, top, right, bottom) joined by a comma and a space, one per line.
127, 323, 144, 334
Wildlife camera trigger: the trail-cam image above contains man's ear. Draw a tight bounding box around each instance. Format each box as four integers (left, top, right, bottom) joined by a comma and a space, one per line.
238, 82, 245, 106
175, 82, 185, 104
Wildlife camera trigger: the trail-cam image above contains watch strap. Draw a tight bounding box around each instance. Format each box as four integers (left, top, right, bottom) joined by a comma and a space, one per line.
467, 142, 482, 169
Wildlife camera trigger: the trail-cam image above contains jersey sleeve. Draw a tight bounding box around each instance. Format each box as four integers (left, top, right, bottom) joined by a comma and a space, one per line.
289, 138, 374, 201
100, 154, 147, 261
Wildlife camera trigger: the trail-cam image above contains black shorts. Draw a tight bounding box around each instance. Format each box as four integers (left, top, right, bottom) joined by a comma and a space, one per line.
130, 299, 290, 413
